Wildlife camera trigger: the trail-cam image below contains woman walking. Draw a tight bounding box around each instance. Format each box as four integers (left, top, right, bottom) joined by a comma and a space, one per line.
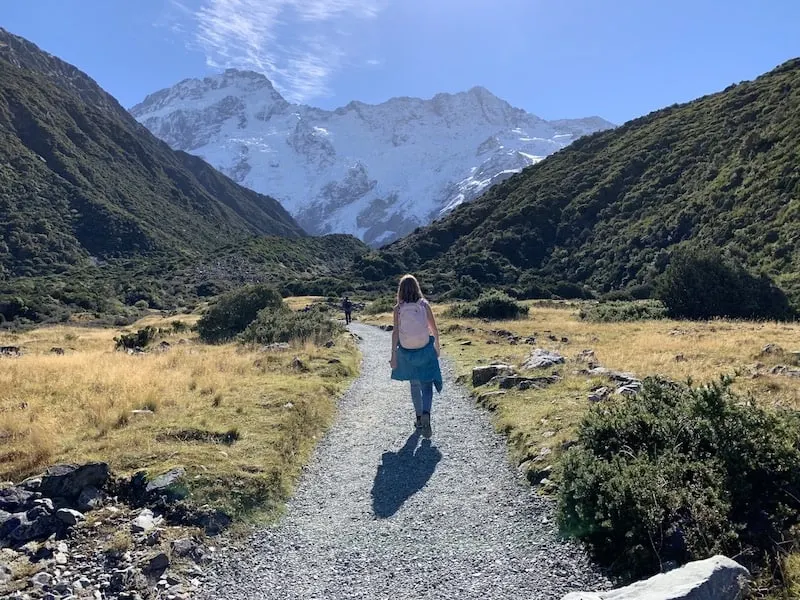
389, 274, 442, 438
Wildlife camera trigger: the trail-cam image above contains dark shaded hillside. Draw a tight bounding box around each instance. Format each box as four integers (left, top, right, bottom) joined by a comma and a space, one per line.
0, 234, 369, 325
0, 28, 303, 279
377, 59, 800, 303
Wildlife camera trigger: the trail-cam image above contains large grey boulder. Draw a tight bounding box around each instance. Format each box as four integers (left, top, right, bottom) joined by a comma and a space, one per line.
0, 487, 37, 513
523, 349, 565, 370
562, 555, 750, 600
38, 463, 109, 500
472, 364, 515, 387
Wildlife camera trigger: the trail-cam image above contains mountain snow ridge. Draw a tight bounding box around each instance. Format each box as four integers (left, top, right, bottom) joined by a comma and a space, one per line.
131, 69, 614, 245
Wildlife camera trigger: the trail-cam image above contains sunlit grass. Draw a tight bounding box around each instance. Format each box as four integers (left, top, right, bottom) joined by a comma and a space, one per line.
0, 310, 360, 520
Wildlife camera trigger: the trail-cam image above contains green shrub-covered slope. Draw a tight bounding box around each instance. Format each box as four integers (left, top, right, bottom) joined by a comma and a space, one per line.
0, 28, 303, 280
375, 58, 800, 304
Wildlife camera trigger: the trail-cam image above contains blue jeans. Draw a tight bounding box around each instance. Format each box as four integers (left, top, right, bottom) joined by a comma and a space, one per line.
410, 380, 433, 415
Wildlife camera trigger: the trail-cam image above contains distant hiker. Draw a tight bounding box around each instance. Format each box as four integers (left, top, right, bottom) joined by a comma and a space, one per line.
342, 296, 353, 324
389, 274, 442, 438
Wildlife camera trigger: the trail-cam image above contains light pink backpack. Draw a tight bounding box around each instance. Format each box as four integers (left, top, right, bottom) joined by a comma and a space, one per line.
397, 300, 430, 349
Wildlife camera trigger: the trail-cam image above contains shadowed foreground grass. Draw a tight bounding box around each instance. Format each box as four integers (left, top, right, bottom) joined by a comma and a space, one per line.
0, 312, 359, 520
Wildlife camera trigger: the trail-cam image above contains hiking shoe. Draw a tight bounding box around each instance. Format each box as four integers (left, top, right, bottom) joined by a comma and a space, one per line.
415, 415, 422, 430
421, 412, 432, 438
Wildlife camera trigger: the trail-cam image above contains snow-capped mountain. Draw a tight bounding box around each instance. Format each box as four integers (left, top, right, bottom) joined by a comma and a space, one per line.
131, 70, 613, 245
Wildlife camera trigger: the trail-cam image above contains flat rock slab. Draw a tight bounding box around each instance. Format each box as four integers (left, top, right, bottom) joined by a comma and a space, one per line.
201, 324, 607, 600
562, 555, 749, 600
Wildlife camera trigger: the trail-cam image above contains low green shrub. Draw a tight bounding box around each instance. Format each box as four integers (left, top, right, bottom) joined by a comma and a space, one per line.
240, 306, 343, 346
578, 300, 667, 322
446, 290, 529, 320
197, 285, 284, 343
114, 326, 158, 350
558, 376, 800, 580
656, 247, 794, 320
363, 296, 396, 315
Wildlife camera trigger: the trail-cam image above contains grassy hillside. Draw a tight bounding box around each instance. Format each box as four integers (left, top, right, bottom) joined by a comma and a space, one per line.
0, 28, 303, 280
375, 59, 800, 304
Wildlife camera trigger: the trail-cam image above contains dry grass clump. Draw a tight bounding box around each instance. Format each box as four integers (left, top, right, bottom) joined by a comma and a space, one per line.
364, 301, 800, 462
0, 312, 359, 519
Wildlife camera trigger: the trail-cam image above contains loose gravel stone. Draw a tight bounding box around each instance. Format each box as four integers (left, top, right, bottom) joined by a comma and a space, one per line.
200, 323, 609, 599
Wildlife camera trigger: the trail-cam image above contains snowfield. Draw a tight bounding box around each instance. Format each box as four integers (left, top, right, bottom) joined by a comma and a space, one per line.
131, 70, 613, 245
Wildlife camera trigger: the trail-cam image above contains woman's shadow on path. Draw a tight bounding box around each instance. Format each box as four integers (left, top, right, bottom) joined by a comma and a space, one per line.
371, 431, 442, 518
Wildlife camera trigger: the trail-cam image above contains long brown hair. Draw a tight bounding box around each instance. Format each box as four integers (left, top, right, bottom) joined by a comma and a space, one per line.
397, 274, 423, 304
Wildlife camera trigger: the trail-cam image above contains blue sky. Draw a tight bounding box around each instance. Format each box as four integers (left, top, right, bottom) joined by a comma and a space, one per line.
3, 0, 799, 124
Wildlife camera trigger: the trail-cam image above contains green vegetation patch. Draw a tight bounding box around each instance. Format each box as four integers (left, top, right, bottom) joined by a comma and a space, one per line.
445, 290, 529, 320
558, 376, 800, 580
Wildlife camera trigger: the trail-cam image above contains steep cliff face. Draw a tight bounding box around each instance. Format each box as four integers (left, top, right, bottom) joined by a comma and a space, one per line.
132, 71, 613, 246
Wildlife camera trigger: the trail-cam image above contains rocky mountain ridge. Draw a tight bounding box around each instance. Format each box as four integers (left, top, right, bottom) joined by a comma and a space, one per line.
131, 71, 613, 245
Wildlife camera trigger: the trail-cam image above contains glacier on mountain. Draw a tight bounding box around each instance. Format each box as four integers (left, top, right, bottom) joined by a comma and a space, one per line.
131, 70, 613, 245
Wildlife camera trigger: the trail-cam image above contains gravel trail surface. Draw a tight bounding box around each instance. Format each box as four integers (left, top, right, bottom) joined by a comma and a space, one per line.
202, 323, 608, 599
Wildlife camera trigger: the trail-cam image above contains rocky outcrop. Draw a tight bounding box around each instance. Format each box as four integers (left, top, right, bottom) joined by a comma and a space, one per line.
523, 349, 565, 370
562, 555, 750, 600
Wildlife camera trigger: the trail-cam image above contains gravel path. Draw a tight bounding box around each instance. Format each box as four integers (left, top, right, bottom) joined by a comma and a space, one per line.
202, 323, 608, 599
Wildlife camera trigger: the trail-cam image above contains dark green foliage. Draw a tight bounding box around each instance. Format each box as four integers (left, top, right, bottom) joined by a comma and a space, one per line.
579, 300, 667, 322
114, 326, 157, 350
197, 285, 284, 343
380, 59, 800, 305
655, 247, 794, 320
445, 290, 528, 320
363, 295, 396, 315
558, 377, 800, 579
240, 305, 343, 345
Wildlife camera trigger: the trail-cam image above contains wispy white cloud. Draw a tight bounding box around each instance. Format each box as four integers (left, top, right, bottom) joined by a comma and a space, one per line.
174, 0, 385, 102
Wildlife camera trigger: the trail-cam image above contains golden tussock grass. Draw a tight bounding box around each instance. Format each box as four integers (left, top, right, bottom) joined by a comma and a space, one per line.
0, 311, 360, 520
364, 301, 800, 465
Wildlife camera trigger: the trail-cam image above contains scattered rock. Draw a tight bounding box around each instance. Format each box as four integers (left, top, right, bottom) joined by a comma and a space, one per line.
55, 508, 85, 526
674, 353, 687, 363
0, 509, 20, 538
9, 509, 58, 543
77, 486, 103, 511
459, 340, 472, 346
379, 324, 394, 332
0, 562, 11, 585
131, 409, 155, 417
39, 463, 109, 501
324, 340, 335, 348
291, 356, 308, 371
495, 375, 561, 390
31, 571, 52, 587
131, 509, 159, 533
561, 554, 750, 600
523, 349, 565, 370
616, 382, 643, 396
49, 347, 65, 355
472, 364, 515, 387
575, 349, 597, 364
170, 538, 197, 558
0, 487, 38, 513
145, 468, 187, 501
261, 342, 290, 351
760, 343, 784, 356
587, 386, 610, 402
144, 552, 170, 572
770, 365, 800, 378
